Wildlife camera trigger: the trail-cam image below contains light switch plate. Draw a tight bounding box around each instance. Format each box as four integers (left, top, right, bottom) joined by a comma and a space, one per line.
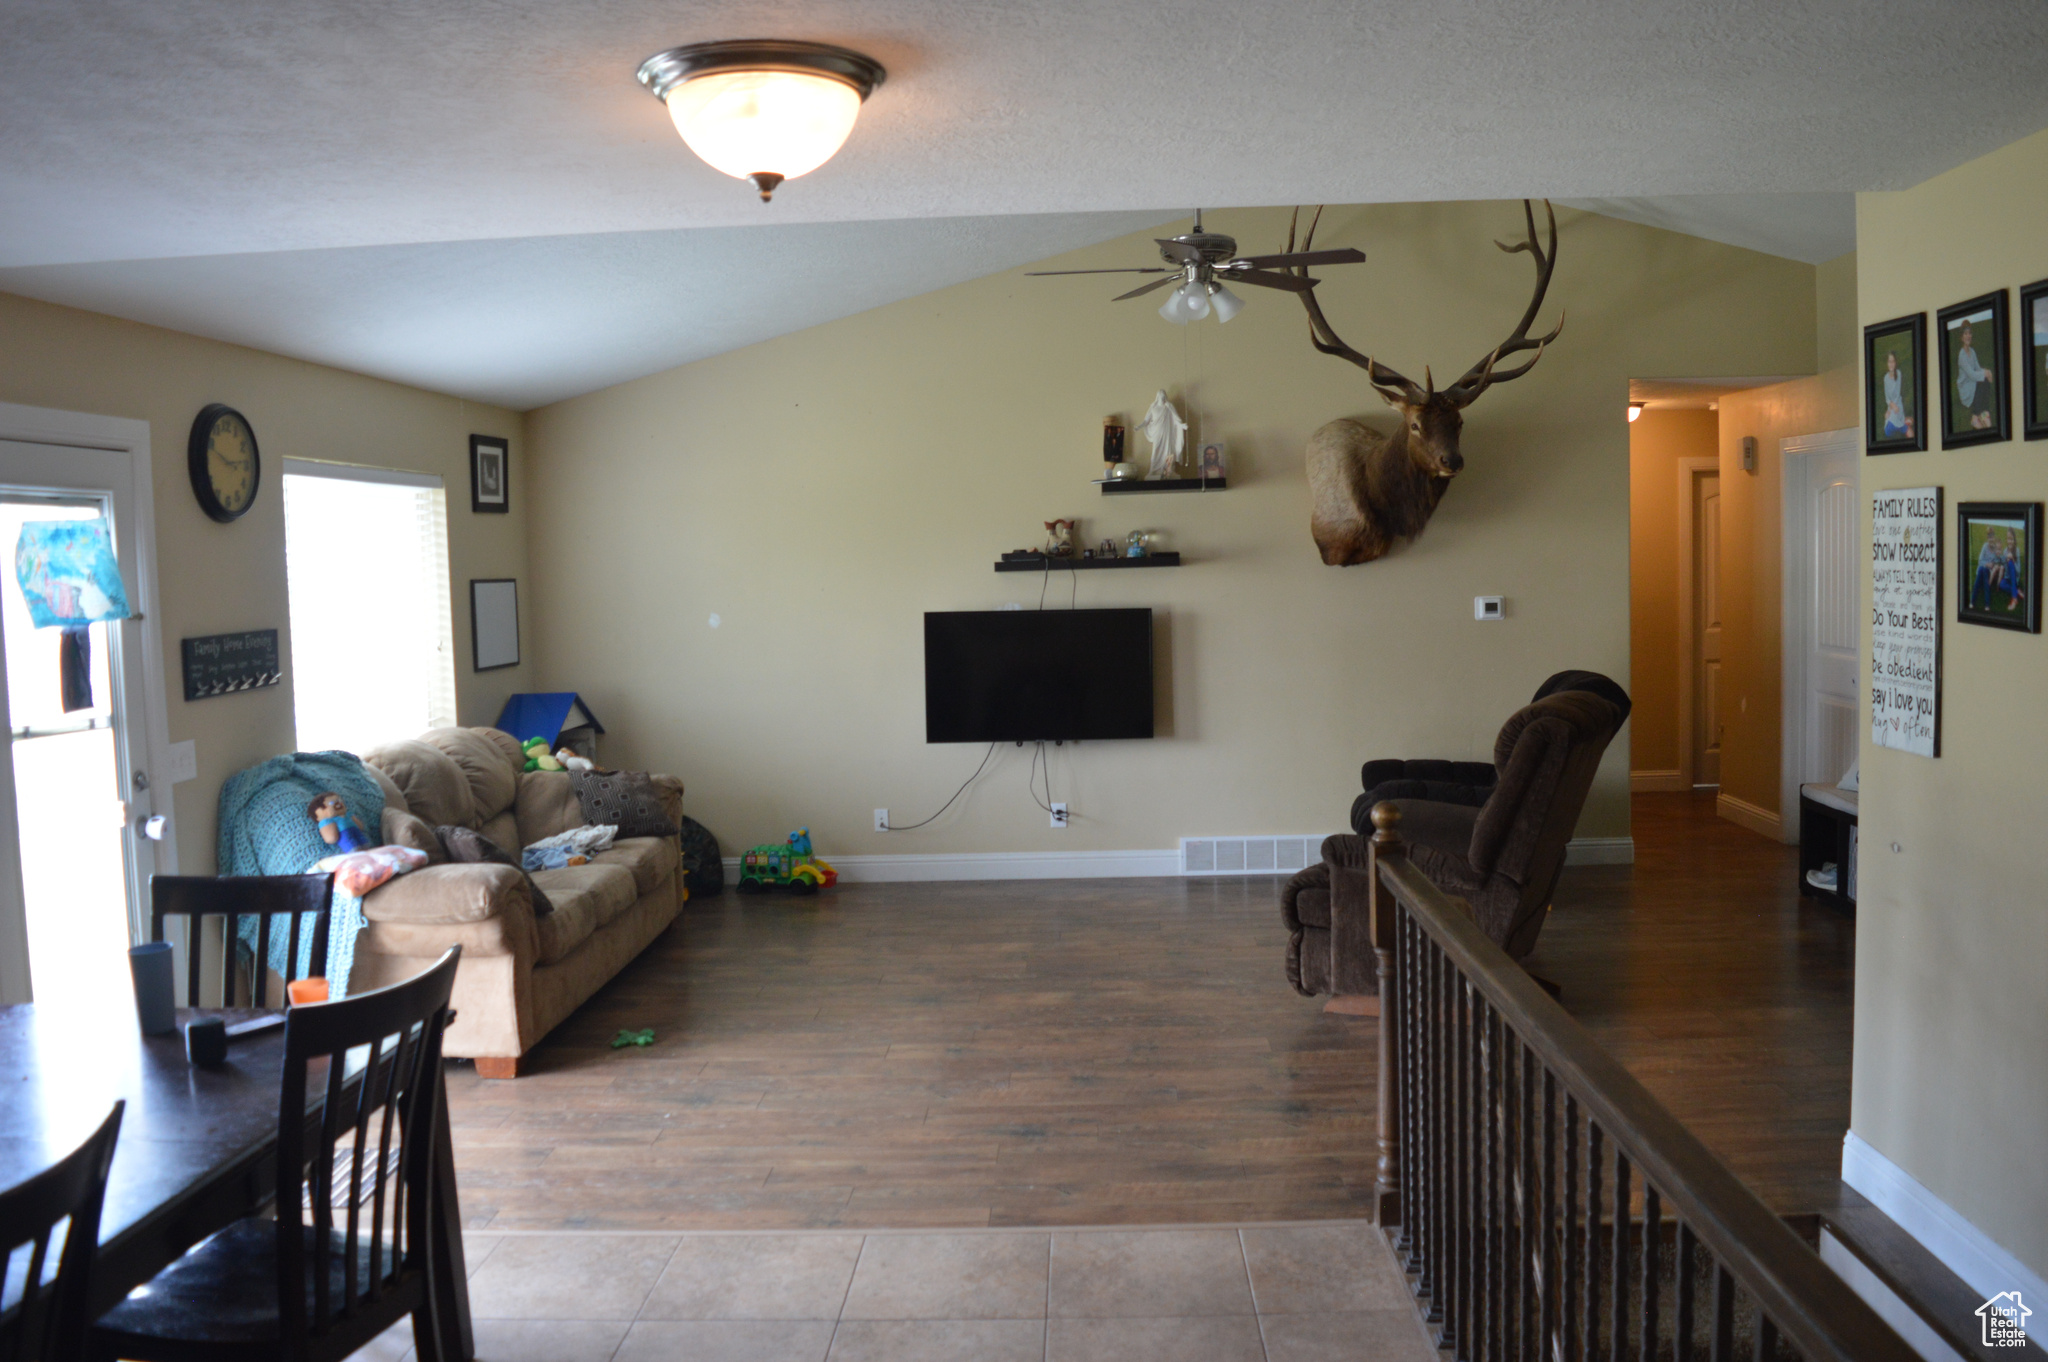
164, 739, 198, 785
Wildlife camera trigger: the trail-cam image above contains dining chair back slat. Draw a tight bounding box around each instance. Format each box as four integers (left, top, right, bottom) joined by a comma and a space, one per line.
275, 947, 459, 1347
150, 875, 335, 1008
0, 1103, 123, 1362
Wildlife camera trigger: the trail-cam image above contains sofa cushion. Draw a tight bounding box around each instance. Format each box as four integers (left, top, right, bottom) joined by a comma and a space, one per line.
591, 836, 681, 897
515, 770, 586, 850
532, 893, 599, 965
364, 739, 475, 829
569, 770, 680, 839
420, 727, 520, 823
381, 807, 447, 864
529, 863, 637, 931
477, 810, 522, 864
365, 761, 408, 816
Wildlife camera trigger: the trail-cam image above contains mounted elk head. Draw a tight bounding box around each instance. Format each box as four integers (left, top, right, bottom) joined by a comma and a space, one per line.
1292, 200, 1563, 565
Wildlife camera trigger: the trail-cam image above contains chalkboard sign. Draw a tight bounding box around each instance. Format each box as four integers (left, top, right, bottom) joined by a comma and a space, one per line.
181, 629, 282, 701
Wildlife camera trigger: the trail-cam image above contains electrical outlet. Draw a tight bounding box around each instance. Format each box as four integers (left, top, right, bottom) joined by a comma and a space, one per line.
1050, 802, 1068, 829
1474, 595, 1504, 621
874, 808, 889, 832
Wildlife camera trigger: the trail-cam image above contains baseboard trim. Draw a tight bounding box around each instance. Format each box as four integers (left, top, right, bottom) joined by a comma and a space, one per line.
1841, 1131, 2048, 1306
1716, 791, 1788, 843
1630, 770, 1689, 793
1563, 837, 1635, 866
720, 849, 1181, 883
719, 837, 1634, 882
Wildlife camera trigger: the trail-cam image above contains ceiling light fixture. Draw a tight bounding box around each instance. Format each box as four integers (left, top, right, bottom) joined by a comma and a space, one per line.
637, 40, 886, 202
1627, 401, 1645, 423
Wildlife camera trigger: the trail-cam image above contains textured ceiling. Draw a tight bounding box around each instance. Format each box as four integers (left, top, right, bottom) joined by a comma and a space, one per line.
4, 0, 2045, 405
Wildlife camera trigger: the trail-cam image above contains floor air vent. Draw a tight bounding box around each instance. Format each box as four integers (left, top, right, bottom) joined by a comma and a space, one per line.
1180, 835, 1332, 876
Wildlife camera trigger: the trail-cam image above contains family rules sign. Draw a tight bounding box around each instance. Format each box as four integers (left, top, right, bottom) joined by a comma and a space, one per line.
1871, 487, 1942, 757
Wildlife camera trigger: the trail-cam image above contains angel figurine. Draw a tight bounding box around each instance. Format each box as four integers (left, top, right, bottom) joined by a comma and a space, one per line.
1141, 390, 1186, 479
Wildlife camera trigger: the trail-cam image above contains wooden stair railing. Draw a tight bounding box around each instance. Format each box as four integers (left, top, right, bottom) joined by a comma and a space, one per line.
1365, 803, 1920, 1362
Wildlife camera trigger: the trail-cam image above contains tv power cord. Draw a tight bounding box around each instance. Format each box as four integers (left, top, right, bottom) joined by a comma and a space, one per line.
876, 741, 998, 831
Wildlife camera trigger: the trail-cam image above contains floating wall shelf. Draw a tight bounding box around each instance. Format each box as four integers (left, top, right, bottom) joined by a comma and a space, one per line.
994, 552, 1182, 572
1095, 477, 1226, 495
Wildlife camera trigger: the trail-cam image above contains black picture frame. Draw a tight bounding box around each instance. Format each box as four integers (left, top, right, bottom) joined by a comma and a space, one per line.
1956, 501, 2041, 632
470, 578, 520, 671
1937, 291, 2010, 449
1863, 314, 1927, 455
470, 434, 509, 514
2021, 278, 2048, 442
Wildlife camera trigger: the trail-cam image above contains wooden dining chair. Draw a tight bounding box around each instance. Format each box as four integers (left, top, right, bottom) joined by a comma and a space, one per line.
90, 947, 461, 1362
0, 1102, 124, 1362
150, 874, 336, 1008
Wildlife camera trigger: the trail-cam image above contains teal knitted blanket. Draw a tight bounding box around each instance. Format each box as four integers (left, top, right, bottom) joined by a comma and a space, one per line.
217, 750, 385, 996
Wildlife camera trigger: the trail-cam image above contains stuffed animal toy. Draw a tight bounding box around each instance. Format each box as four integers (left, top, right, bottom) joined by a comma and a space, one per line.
556, 748, 595, 772
306, 792, 372, 853
521, 737, 564, 773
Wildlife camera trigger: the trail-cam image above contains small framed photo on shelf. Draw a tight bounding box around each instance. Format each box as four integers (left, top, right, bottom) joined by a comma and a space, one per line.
470, 578, 520, 670
1198, 440, 1226, 480
1863, 313, 1926, 454
2021, 278, 2048, 441
1937, 291, 2009, 449
1957, 501, 2040, 632
470, 434, 509, 514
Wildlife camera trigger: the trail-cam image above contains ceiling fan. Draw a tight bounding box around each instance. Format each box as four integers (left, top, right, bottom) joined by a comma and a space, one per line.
1028, 210, 1366, 323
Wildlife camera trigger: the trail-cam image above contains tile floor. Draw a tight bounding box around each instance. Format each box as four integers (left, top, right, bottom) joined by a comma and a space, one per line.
349, 1220, 1436, 1362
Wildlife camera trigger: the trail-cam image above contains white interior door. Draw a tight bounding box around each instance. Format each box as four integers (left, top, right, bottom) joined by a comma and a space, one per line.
1782, 429, 1862, 819
0, 417, 170, 1005
1692, 471, 1723, 788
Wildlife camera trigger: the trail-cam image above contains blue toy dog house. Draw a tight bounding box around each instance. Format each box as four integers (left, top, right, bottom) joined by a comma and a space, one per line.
495, 692, 606, 759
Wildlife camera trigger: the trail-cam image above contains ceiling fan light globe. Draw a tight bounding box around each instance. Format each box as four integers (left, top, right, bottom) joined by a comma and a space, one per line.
1157, 290, 1194, 324
1175, 282, 1211, 321
664, 70, 863, 184
1208, 284, 1244, 323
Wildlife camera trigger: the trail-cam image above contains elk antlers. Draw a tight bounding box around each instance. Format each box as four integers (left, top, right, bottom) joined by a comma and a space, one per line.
1286, 199, 1565, 410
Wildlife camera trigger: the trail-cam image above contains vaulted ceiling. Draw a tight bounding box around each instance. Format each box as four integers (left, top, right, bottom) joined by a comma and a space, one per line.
4, 0, 2045, 407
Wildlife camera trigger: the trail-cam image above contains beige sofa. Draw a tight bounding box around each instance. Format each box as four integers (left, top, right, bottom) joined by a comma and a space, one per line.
344, 727, 685, 1078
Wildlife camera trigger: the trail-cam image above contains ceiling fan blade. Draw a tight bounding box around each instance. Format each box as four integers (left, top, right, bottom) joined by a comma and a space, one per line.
1026, 267, 1171, 276
1113, 275, 1182, 302
1155, 239, 1203, 265
1232, 247, 1367, 269
1230, 269, 1320, 293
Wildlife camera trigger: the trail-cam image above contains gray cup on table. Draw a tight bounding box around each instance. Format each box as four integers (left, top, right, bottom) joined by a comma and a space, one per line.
128, 941, 176, 1035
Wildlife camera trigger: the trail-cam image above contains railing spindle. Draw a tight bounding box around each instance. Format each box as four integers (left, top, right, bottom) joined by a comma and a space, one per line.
1711, 1264, 1734, 1362
1563, 1095, 1580, 1362
1676, 1223, 1697, 1362
1641, 1185, 1661, 1362
1541, 1070, 1558, 1362
1585, 1122, 1602, 1362
1519, 1042, 1535, 1362
1611, 1151, 1631, 1362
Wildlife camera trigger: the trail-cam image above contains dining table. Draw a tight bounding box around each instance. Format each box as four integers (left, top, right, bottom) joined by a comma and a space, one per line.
0, 1002, 474, 1361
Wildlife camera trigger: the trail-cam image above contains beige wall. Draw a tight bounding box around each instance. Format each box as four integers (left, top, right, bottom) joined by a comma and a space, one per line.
1852, 129, 2048, 1281
0, 292, 532, 875
1712, 251, 1859, 831
1627, 408, 1719, 780
528, 202, 1819, 862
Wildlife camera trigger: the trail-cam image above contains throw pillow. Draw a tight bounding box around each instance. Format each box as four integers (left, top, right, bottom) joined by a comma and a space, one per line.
437, 825, 555, 918
570, 770, 679, 840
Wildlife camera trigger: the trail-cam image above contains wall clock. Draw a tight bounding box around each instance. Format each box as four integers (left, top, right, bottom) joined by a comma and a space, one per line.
187, 404, 260, 523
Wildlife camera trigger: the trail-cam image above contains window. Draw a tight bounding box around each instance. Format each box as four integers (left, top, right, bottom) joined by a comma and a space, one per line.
282, 460, 456, 754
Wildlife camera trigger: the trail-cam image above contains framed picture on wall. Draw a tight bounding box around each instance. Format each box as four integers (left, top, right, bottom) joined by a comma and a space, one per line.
1863, 313, 1927, 455
1957, 502, 2040, 632
471, 578, 520, 670
1937, 291, 2009, 449
470, 434, 509, 514
2021, 278, 2048, 441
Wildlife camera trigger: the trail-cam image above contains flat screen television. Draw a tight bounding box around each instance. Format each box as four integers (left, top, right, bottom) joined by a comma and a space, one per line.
924, 609, 1153, 742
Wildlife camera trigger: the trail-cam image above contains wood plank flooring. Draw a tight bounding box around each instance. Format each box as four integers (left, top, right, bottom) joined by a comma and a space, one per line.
444, 792, 1854, 1230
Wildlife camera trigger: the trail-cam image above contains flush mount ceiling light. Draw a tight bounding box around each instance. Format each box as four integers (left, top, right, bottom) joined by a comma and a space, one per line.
1627, 401, 1645, 422
636, 39, 886, 202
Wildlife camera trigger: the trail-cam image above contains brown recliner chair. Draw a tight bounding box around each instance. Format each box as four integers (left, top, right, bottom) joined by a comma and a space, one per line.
1283, 674, 1630, 998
